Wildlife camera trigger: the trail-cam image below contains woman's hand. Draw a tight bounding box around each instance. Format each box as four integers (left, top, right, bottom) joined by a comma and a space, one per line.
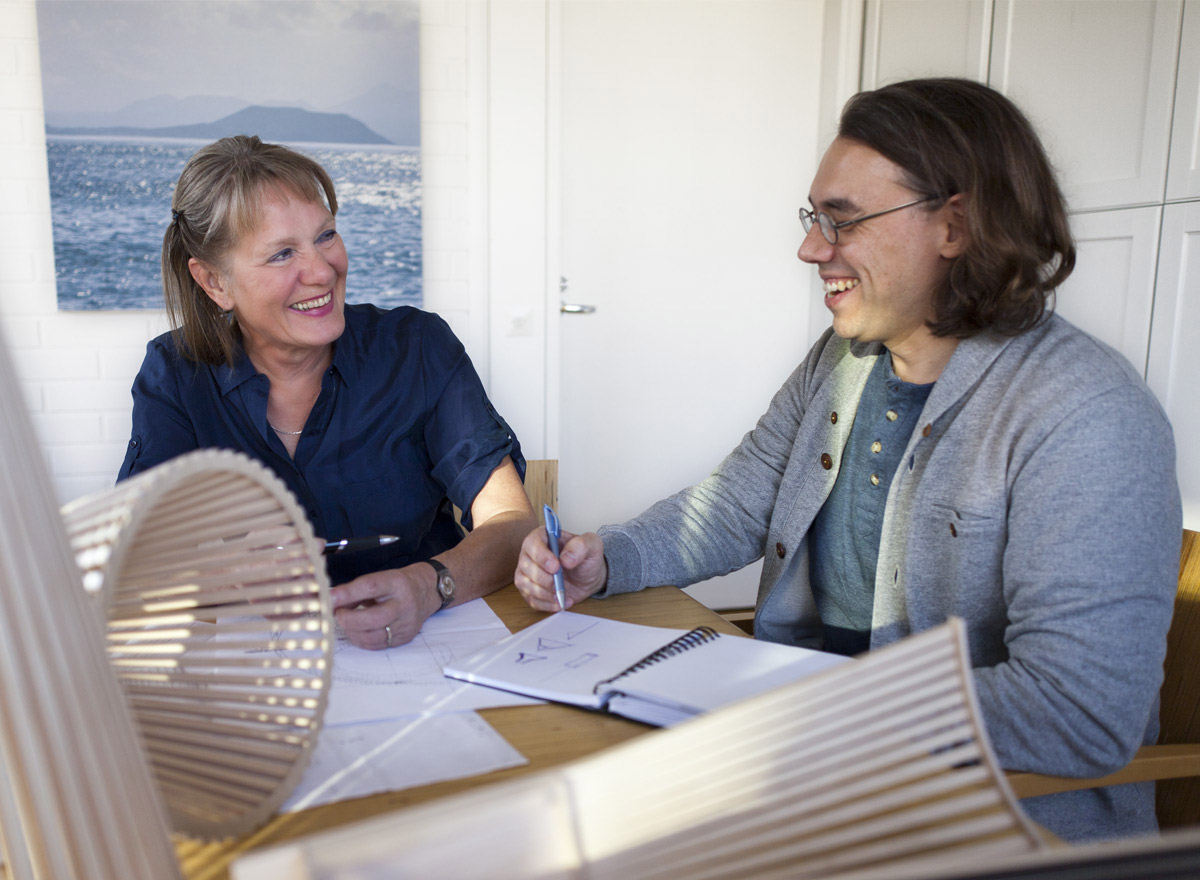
330, 563, 439, 650
514, 527, 608, 612
329, 456, 538, 649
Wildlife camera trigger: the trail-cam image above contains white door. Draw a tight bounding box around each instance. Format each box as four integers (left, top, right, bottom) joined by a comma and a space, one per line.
554, 0, 823, 608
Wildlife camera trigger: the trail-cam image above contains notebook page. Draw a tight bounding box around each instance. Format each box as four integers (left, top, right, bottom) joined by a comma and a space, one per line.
443, 612, 688, 708
599, 633, 850, 724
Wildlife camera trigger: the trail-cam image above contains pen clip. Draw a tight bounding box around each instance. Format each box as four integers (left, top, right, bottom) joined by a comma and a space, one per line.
543, 504, 561, 541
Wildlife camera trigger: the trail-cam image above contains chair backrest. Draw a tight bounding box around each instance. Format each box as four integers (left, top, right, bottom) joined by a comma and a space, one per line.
523, 459, 558, 513
1157, 528, 1200, 827
452, 459, 557, 530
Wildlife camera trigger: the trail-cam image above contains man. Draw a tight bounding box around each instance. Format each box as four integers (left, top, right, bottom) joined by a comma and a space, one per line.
515, 79, 1181, 842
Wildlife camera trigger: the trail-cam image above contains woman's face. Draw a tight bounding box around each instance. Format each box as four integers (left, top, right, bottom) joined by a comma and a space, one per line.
191, 189, 348, 365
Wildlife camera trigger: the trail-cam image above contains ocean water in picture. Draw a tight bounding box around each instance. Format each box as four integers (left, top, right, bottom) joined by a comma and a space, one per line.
47, 136, 422, 311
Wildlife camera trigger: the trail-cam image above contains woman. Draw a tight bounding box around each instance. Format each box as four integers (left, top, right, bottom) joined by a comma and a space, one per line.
119, 135, 536, 649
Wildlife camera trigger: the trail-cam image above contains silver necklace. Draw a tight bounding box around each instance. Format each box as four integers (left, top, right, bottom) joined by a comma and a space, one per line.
269, 422, 303, 436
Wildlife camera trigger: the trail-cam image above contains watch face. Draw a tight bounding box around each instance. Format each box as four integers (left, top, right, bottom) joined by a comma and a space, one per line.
437, 571, 455, 602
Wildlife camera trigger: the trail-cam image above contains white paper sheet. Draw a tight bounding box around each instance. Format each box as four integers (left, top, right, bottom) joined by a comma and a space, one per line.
323, 598, 542, 727
277, 598, 542, 812
283, 711, 527, 812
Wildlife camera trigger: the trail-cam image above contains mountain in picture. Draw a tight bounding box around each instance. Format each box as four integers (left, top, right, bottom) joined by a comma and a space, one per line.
46, 105, 391, 146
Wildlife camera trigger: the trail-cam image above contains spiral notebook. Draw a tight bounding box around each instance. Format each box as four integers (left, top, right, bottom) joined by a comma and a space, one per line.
443, 611, 850, 727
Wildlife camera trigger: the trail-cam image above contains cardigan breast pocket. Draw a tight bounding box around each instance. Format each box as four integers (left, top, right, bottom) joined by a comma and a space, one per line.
926, 500, 1001, 539
917, 499, 1007, 597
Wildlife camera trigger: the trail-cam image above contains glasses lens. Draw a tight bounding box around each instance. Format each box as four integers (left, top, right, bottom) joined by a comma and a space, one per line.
817, 213, 838, 245
799, 208, 813, 233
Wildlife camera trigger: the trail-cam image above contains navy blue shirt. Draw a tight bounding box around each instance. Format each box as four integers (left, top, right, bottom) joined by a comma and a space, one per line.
809, 354, 932, 655
118, 304, 525, 585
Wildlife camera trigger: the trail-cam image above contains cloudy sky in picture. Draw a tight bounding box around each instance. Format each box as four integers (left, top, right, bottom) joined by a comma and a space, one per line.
37, 0, 419, 144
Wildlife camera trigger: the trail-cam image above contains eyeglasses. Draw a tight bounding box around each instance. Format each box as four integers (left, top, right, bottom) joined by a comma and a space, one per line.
799, 196, 937, 245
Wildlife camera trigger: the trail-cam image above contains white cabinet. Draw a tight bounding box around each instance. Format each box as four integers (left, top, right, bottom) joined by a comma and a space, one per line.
847, 0, 1200, 527
861, 0, 990, 87
861, 1, 1182, 211
1147, 201, 1200, 527
1056, 207, 1162, 374
1167, 0, 1200, 200
989, 0, 1180, 212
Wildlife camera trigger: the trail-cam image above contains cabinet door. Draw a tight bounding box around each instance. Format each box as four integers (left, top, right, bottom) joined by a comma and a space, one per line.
989, 0, 1181, 211
861, 0, 990, 87
1146, 201, 1200, 529
1055, 207, 1161, 376
1167, 0, 1200, 199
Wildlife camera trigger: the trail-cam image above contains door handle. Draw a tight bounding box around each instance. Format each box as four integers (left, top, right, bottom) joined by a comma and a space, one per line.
558, 278, 595, 314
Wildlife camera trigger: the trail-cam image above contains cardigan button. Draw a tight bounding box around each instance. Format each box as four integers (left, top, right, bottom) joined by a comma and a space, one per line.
922, 423, 932, 437
830, 411, 838, 424
776, 542, 786, 559
820, 453, 833, 469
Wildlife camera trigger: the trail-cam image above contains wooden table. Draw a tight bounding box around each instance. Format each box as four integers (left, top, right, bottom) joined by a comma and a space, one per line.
176, 585, 743, 880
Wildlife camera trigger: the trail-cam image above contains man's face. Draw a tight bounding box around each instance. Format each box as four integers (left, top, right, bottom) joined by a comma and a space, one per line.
799, 137, 959, 378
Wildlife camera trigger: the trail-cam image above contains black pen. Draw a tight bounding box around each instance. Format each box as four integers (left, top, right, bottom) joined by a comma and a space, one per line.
323, 535, 400, 555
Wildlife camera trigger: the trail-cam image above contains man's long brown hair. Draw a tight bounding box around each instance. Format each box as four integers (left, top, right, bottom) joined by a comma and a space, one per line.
839, 78, 1075, 338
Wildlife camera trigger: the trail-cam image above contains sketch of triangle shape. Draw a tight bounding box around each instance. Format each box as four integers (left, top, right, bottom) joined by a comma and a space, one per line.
515, 652, 547, 664
537, 637, 571, 650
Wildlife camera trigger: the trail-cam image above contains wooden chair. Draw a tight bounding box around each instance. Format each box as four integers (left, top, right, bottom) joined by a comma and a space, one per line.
1007, 528, 1200, 828
453, 459, 557, 528
716, 606, 756, 636
523, 458, 558, 512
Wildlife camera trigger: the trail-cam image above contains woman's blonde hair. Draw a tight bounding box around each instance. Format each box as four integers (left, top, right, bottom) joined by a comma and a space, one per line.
162, 135, 339, 365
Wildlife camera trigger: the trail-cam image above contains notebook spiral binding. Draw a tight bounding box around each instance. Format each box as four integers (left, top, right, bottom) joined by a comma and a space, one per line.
594, 625, 722, 693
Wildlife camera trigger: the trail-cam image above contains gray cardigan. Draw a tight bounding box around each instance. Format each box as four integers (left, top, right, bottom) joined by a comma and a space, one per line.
599, 315, 1181, 842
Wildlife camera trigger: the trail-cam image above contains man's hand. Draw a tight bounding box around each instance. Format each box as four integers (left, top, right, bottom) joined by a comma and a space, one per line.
330, 563, 439, 649
514, 527, 608, 612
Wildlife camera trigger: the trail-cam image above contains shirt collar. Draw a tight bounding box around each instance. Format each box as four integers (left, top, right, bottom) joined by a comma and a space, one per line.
213, 346, 261, 396
330, 332, 357, 386
211, 331, 354, 396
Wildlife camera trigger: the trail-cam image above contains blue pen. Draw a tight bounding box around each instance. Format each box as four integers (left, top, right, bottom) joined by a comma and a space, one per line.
543, 504, 567, 611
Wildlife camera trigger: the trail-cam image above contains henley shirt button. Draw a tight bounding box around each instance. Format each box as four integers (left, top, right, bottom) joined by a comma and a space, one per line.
886, 410, 898, 421
870, 473, 880, 486
830, 411, 838, 424
820, 453, 833, 469
776, 542, 786, 559
922, 423, 932, 437
871, 440, 882, 454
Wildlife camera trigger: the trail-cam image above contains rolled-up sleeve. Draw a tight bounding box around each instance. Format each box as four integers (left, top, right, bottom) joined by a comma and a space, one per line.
419, 316, 525, 528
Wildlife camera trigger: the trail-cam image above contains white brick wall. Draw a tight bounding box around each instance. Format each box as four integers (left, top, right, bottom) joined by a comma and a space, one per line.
0, 0, 480, 503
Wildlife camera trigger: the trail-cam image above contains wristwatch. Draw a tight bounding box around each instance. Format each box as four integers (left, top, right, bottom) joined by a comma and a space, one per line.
426, 559, 455, 610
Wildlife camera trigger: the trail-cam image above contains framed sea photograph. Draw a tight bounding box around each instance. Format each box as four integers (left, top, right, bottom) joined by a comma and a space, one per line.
37, 0, 421, 311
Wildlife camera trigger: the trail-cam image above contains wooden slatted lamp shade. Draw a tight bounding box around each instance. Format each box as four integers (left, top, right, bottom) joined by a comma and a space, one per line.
60, 448, 334, 839
0, 340, 180, 878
